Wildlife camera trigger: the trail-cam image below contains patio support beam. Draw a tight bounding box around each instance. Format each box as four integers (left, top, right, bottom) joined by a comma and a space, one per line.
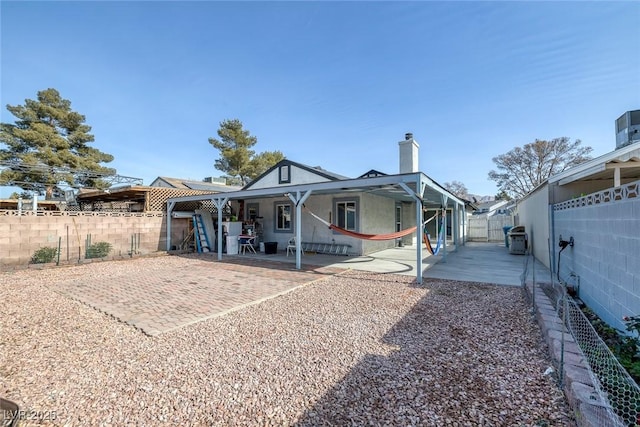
287, 190, 313, 270
399, 180, 425, 285
453, 203, 459, 251
462, 204, 466, 246
166, 200, 176, 251
213, 197, 229, 261
441, 194, 449, 263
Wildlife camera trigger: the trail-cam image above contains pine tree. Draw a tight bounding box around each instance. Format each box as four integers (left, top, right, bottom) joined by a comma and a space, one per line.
209, 119, 284, 185
0, 88, 115, 199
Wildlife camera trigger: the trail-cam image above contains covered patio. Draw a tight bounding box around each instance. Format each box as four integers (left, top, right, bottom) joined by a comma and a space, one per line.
166, 172, 466, 284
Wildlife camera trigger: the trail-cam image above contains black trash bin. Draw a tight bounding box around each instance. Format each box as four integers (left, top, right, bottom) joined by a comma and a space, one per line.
264, 242, 278, 254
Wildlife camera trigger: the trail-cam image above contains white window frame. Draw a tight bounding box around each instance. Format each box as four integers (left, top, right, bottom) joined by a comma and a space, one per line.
274, 202, 292, 232
333, 197, 359, 232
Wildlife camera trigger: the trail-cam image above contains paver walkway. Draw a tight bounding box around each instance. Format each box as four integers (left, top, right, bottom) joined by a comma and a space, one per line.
56, 254, 342, 336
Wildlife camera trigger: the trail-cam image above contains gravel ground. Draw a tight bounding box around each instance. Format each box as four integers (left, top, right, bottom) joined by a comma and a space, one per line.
1, 260, 574, 426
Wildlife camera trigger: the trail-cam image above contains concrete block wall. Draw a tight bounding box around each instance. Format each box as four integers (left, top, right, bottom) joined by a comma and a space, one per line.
554, 197, 640, 331
0, 212, 178, 266
516, 185, 551, 269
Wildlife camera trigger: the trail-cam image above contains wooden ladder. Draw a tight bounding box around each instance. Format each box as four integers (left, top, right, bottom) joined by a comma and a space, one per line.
192, 214, 211, 253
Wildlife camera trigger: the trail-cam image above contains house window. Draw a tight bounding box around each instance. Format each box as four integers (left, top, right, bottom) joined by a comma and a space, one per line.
275, 203, 292, 232
334, 198, 358, 231
279, 165, 291, 184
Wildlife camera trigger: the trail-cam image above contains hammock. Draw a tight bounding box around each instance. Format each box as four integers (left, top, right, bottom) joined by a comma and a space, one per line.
330, 224, 417, 240
422, 212, 440, 255
429, 219, 445, 255
305, 207, 418, 241
423, 233, 434, 255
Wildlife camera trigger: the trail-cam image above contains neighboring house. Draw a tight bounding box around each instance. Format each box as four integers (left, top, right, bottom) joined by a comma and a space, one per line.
150, 176, 240, 193
472, 199, 511, 216
166, 134, 467, 284
75, 177, 239, 213
516, 137, 640, 332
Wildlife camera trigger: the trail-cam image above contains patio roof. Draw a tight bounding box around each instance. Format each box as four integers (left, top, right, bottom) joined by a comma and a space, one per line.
166, 172, 464, 209
549, 141, 640, 186
165, 171, 466, 285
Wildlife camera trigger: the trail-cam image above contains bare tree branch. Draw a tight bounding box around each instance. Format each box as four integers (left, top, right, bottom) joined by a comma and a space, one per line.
488, 137, 593, 198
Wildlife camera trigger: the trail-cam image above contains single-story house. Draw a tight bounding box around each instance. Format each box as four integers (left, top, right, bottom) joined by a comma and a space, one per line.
166, 134, 467, 284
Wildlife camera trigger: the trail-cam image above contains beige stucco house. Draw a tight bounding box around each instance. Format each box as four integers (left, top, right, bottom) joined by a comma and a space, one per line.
165, 134, 466, 284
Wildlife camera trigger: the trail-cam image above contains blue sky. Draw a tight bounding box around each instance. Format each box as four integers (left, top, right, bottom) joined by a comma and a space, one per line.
1, 1, 639, 198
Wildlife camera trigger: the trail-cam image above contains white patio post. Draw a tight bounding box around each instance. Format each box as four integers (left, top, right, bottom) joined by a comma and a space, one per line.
166, 200, 176, 251
441, 195, 449, 263
287, 190, 312, 270
462, 204, 466, 246
453, 203, 459, 251
213, 197, 229, 261
399, 179, 425, 285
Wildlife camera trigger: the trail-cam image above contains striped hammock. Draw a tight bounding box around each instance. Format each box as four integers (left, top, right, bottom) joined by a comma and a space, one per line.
305, 207, 421, 241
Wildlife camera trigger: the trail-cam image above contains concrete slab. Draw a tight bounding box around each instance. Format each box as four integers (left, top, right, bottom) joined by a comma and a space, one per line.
422, 242, 553, 286
231, 241, 553, 286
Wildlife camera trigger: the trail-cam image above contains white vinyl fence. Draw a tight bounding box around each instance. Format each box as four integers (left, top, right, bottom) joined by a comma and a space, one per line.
467, 215, 514, 242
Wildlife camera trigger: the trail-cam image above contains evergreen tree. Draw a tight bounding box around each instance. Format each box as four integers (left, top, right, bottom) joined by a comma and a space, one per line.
0, 88, 115, 199
209, 119, 284, 185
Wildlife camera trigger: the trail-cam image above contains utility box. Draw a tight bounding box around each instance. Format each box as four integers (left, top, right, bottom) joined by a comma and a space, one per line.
508, 226, 527, 255
616, 110, 640, 149
226, 235, 239, 255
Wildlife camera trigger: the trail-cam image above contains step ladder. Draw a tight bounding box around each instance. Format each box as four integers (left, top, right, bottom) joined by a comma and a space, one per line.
192, 214, 211, 253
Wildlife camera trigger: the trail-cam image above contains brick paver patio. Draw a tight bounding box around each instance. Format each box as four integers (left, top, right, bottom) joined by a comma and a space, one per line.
55, 254, 343, 336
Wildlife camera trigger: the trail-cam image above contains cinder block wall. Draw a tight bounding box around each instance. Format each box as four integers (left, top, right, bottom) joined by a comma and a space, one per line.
554, 197, 640, 331
516, 185, 551, 268
0, 212, 185, 266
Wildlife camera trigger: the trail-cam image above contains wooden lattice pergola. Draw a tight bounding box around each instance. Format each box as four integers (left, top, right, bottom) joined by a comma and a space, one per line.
76, 186, 227, 212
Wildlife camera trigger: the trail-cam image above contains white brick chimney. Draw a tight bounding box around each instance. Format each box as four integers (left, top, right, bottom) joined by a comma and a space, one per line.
399, 132, 419, 173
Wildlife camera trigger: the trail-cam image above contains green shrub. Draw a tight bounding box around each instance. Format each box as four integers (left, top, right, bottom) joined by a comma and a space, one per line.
86, 241, 112, 259
31, 246, 57, 264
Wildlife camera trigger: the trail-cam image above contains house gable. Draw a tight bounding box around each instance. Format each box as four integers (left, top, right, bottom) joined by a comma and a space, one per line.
358, 169, 387, 178
243, 160, 349, 190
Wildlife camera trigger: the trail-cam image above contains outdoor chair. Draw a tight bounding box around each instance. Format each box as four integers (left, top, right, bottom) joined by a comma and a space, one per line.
238, 236, 257, 255
286, 237, 304, 257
